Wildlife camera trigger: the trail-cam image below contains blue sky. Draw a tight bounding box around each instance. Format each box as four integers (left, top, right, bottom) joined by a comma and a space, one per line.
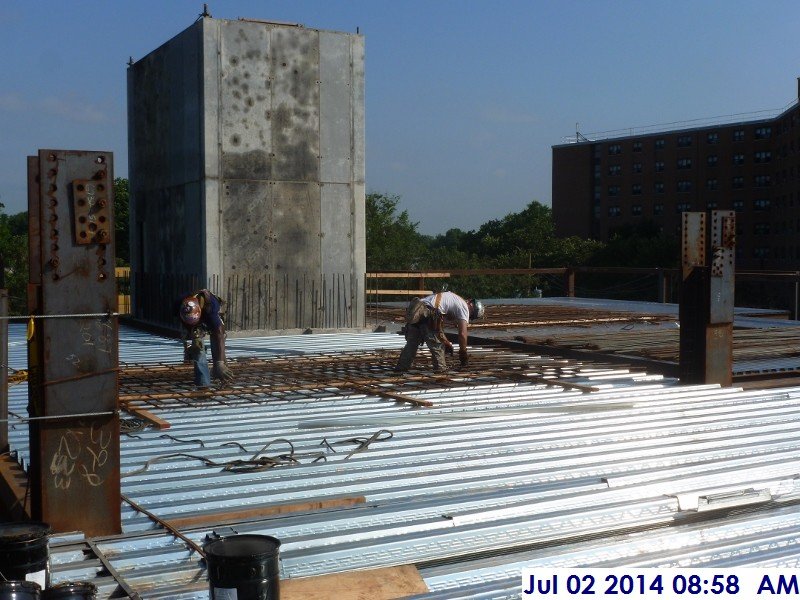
2, 1, 800, 235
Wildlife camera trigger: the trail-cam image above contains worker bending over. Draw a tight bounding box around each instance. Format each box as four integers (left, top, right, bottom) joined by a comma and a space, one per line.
395, 291, 485, 373
177, 289, 234, 386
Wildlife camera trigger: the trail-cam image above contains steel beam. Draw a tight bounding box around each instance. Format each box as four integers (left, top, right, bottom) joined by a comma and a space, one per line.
27, 150, 120, 536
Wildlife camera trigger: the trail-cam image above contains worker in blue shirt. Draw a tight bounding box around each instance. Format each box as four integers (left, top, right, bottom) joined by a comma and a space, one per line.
177, 289, 234, 386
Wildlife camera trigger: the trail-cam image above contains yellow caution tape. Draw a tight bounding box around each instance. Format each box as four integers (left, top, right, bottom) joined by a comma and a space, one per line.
8, 370, 28, 385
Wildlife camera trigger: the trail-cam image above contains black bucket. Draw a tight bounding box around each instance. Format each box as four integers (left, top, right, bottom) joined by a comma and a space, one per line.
204, 534, 281, 600
0, 522, 51, 589
0, 581, 41, 600
41, 583, 97, 600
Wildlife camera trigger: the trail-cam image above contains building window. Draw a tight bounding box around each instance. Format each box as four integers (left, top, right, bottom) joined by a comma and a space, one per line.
733, 129, 745, 141
707, 201, 718, 209
655, 138, 665, 150
707, 155, 718, 166
753, 198, 771, 210
754, 175, 772, 187
707, 132, 719, 144
655, 182, 665, 193
632, 184, 642, 195
632, 141, 642, 152
677, 158, 692, 169
676, 202, 692, 212
654, 203, 664, 215
677, 135, 693, 147
754, 151, 772, 163
608, 165, 622, 176
608, 185, 620, 196
632, 205, 642, 216
732, 176, 744, 188
633, 162, 643, 173
608, 144, 622, 155
608, 206, 621, 217
732, 153, 745, 165
733, 200, 744, 212
655, 161, 665, 172
706, 179, 718, 190
677, 180, 692, 193
754, 247, 770, 258
754, 223, 770, 235
755, 126, 772, 139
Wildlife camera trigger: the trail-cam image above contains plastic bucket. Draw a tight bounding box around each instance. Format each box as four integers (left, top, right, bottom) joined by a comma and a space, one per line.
41, 583, 97, 600
0, 581, 41, 600
0, 522, 51, 589
204, 534, 281, 600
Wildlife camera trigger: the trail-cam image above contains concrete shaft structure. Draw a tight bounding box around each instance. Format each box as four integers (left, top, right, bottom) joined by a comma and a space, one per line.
127, 16, 365, 331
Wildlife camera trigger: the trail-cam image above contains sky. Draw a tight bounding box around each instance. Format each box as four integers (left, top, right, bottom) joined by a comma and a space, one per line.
2, 1, 800, 235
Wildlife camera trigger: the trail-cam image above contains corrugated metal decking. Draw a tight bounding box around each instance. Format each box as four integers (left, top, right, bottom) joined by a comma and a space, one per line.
5, 323, 800, 598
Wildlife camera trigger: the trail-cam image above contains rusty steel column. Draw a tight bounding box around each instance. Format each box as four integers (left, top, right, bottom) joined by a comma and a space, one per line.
0, 289, 8, 452
27, 150, 120, 536
679, 212, 707, 384
679, 211, 735, 386
706, 210, 735, 386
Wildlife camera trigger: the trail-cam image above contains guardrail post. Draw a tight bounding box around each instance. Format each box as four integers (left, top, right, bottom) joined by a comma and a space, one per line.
658, 269, 668, 303
564, 268, 575, 297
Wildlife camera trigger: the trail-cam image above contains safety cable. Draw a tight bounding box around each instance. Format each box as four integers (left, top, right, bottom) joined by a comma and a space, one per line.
0, 410, 118, 424
0, 312, 121, 320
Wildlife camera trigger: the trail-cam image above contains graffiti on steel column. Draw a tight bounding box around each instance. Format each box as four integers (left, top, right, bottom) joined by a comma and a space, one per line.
50, 423, 111, 489
79, 320, 113, 354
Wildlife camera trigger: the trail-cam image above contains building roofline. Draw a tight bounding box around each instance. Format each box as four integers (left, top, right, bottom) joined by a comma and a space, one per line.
554, 98, 798, 148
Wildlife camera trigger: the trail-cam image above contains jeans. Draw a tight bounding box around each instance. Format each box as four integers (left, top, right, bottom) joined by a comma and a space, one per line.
186, 343, 211, 386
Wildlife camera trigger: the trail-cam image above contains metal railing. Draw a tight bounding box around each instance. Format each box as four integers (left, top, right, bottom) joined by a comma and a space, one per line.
112, 267, 800, 331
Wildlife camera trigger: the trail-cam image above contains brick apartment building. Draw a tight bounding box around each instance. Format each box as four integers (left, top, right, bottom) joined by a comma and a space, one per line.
552, 85, 800, 270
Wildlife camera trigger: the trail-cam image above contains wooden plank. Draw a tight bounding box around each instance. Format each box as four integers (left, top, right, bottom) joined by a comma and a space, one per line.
167, 496, 367, 529
343, 384, 434, 407
366, 272, 450, 278
122, 405, 171, 430
0, 453, 31, 520
282, 565, 429, 600
366, 289, 433, 296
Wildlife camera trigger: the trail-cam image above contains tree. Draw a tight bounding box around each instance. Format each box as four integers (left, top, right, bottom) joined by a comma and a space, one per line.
0, 204, 29, 314
589, 221, 678, 268
365, 192, 427, 270
114, 177, 130, 266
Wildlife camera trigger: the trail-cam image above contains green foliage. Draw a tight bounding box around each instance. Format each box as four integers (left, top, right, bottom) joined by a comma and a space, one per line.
363, 192, 691, 301
0, 205, 29, 314
590, 221, 679, 268
365, 192, 427, 270
114, 177, 130, 266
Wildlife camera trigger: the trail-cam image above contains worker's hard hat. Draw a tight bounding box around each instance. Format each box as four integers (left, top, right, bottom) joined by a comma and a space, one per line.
469, 299, 485, 321
179, 296, 202, 326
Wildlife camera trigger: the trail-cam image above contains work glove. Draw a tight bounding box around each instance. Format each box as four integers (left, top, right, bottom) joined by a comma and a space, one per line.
444, 343, 454, 356
212, 361, 234, 383
458, 348, 469, 367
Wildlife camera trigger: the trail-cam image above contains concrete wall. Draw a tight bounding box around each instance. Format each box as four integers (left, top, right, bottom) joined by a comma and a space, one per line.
128, 17, 365, 330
